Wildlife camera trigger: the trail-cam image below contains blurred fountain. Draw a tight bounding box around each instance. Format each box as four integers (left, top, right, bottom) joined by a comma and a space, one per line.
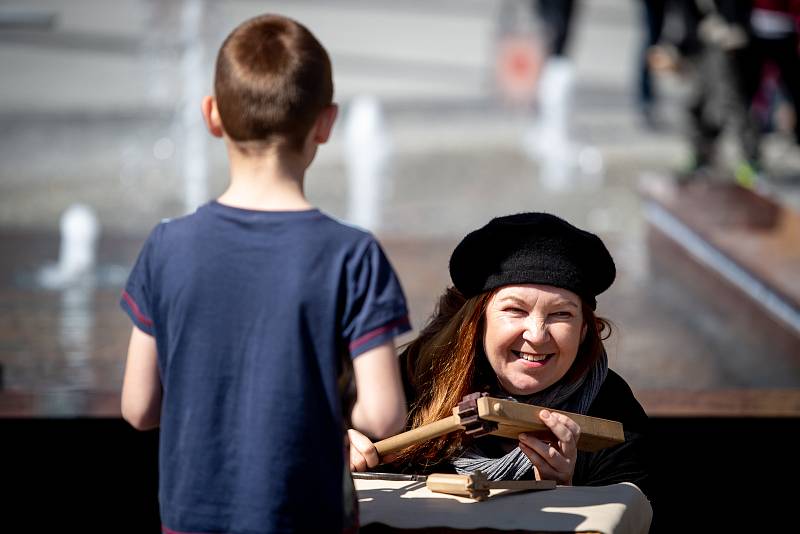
56, 283, 95, 396
38, 204, 100, 290
522, 57, 605, 191
577, 145, 605, 187
522, 58, 576, 191
344, 96, 392, 232
32, 204, 128, 292
33, 204, 99, 405
179, 0, 209, 213
136, 0, 217, 215
17, 204, 128, 406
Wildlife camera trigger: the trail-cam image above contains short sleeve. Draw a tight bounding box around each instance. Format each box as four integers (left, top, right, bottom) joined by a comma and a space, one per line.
120, 224, 162, 336
342, 238, 411, 358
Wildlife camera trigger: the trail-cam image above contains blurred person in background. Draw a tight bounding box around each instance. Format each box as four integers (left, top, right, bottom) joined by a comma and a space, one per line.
679, 0, 759, 184
637, 0, 669, 129
661, 0, 799, 185
744, 1, 800, 155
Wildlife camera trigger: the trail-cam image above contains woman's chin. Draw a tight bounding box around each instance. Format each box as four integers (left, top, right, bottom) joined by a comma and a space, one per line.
504, 378, 547, 396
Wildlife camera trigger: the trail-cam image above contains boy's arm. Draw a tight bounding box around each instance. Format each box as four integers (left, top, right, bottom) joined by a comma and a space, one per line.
121, 326, 162, 431
350, 340, 407, 440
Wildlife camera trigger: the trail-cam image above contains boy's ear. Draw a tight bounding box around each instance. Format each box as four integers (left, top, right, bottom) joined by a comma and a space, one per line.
312, 104, 338, 144
201, 96, 224, 138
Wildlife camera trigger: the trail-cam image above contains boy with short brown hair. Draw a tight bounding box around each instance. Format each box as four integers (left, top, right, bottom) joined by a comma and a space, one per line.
121, 14, 409, 533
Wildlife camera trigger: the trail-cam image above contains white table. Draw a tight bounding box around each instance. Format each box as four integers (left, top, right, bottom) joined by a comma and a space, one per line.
356, 479, 652, 534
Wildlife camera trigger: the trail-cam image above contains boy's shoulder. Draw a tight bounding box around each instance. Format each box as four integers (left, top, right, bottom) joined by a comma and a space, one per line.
144, 202, 386, 249
141, 211, 198, 247
313, 213, 375, 241
299, 214, 389, 263
152, 203, 378, 247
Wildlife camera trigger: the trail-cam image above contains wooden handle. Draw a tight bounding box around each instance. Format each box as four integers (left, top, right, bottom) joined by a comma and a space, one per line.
426, 472, 556, 501
426, 473, 490, 501
374, 414, 462, 458
476, 397, 625, 452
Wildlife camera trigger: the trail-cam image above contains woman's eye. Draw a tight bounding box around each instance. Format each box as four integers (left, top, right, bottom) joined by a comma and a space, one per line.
551, 311, 573, 319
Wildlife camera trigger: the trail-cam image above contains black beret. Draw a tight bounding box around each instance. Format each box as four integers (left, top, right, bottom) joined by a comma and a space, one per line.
449, 212, 615, 309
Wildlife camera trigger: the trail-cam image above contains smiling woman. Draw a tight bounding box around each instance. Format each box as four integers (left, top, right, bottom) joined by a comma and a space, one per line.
349, 212, 651, 499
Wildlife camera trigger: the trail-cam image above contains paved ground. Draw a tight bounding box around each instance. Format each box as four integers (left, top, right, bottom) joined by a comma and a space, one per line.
1, 0, 799, 411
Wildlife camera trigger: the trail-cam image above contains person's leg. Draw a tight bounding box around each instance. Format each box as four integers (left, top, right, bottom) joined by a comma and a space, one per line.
682, 57, 720, 181
536, 0, 577, 57
770, 34, 800, 145
638, 0, 667, 124
729, 37, 763, 173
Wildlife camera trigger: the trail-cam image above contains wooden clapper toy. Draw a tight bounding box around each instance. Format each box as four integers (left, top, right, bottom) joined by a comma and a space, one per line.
358, 392, 625, 500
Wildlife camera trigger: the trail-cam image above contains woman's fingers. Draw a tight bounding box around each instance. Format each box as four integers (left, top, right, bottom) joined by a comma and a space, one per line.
349, 445, 367, 472
519, 433, 553, 462
518, 438, 567, 484
518, 438, 546, 465
348, 428, 380, 472
519, 435, 572, 484
519, 433, 571, 472
539, 409, 580, 459
518, 410, 581, 485
519, 440, 572, 486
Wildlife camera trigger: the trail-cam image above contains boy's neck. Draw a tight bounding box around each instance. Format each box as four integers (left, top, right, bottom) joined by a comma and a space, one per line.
218, 143, 314, 211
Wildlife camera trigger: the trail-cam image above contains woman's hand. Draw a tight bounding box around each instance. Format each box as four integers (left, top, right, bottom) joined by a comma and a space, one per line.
348, 428, 381, 472
518, 409, 580, 485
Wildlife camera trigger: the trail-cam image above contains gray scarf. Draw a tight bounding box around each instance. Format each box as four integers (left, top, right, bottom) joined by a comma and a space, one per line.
450, 349, 608, 480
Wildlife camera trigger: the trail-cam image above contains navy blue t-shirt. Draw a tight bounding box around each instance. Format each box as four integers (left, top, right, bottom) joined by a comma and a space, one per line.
121, 202, 411, 533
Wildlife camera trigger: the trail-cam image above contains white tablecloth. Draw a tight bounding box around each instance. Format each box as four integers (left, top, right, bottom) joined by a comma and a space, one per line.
356, 479, 652, 534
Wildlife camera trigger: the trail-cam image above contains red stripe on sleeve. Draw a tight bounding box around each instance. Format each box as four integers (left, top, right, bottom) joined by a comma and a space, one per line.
349, 316, 410, 352
122, 290, 154, 327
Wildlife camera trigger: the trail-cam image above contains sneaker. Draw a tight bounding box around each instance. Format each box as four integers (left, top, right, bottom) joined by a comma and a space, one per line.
734, 160, 761, 189
674, 155, 712, 184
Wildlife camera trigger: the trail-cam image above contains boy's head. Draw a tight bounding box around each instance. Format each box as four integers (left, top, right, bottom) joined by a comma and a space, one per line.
212, 14, 334, 152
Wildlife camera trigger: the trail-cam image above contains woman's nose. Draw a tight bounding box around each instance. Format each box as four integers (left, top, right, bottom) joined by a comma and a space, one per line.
523, 317, 549, 344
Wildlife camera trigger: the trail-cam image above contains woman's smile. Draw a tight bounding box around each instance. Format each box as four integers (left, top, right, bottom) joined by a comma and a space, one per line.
511, 349, 555, 366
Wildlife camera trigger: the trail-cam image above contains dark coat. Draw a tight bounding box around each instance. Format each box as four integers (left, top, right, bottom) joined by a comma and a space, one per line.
574, 369, 651, 500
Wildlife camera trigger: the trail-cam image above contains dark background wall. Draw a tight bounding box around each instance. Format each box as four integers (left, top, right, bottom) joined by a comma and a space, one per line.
5, 417, 799, 533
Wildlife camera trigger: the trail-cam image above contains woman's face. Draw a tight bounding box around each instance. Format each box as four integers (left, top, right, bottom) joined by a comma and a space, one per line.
483, 284, 586, 396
